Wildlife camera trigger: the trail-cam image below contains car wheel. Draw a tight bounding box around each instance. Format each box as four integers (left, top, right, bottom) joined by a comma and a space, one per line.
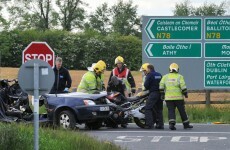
58, 110, 76, 129
85, 121, 102, 130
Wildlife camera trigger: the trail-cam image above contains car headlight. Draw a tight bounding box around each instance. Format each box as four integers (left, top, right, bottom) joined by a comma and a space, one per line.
83, 100, 96, 106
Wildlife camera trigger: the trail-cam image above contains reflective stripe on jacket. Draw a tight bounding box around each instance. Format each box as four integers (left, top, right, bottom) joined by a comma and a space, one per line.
159, 73, 187, 100
77, 71, 98, 94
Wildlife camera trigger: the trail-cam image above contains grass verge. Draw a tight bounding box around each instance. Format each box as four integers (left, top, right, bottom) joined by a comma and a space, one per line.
0, 123, 123, 150
162, 105, 230, 124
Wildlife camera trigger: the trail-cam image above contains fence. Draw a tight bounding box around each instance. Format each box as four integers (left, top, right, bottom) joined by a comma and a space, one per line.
185, 90, 230, 106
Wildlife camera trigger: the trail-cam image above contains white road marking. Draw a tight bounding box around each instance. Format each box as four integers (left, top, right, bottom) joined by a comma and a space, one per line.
113, 136, 228, 143
92, 131, 230, 134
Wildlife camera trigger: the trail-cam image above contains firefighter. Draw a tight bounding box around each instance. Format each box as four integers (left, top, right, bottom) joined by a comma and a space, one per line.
108, 56, 136, 97
141, 63, 163, 129
160, 63, 193, 130
77, 62, 104, 94
97, 60, 106, 91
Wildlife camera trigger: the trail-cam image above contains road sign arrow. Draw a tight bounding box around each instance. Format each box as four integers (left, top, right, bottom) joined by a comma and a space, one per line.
145, 43, 154, 57
146, 19, 155, 39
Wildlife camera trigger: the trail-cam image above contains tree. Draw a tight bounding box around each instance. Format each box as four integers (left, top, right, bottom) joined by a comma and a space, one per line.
0, 6, 7, 30
192, 2, 226, 16
173, 0, 192, 16
2, 0, 55, 30
55, 0, 85, 31
173, 0, 227, 16
110, 0, 140, 36
87, 3, 111, 35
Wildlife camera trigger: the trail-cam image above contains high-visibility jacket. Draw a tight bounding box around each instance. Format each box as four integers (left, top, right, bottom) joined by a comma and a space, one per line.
97, 74, 105, 91
159, 73, 187, 100
77, 71, 98, 94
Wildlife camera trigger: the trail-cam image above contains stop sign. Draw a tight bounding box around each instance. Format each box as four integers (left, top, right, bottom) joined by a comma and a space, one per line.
22, 42, 55, 67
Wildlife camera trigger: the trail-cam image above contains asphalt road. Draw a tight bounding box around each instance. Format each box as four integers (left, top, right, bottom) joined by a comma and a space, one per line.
80, 123, 230, 150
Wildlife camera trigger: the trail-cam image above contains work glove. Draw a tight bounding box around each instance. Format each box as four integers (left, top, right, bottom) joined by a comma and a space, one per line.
183, 92, 188, 98
136, 91, 143, 97
131, 88, 136, 94
63, 88, 69, 93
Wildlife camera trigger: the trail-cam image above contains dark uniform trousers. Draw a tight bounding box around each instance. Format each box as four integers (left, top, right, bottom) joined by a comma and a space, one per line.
166, 100, 188, 124
145, 91, 163, 127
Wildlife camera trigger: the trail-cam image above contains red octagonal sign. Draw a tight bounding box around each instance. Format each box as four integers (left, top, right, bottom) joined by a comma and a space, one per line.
22, 42, 55, 68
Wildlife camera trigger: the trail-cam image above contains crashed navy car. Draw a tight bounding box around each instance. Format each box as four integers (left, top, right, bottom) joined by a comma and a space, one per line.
40, 92, 112, 129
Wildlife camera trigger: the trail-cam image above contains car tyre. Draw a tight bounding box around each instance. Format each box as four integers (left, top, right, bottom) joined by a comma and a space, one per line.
85, 121, 102, 130
58, 110, 76, 129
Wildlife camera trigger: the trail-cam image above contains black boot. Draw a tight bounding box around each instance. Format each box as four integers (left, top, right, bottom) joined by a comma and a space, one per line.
183, 122, 193, 129
155, 124, 164, 129
169, 122, 176, 130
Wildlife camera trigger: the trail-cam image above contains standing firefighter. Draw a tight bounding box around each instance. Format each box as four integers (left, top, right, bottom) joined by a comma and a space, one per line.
50, 57, 72, 94
160, 63, 193, 130
77, 62, 104, 94
141, 63, 163, 129
108, 56, 136, 97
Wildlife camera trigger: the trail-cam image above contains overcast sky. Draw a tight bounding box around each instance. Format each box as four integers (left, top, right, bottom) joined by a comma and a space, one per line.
83, 0, 229, 16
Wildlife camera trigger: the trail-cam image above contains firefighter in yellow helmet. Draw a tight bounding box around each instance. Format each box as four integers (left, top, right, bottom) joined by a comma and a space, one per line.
97, 60, 106, 91
77, 62, 104, 94
159, 63, 193, 130
108, 56, 136, 97
140, 63, 150, 91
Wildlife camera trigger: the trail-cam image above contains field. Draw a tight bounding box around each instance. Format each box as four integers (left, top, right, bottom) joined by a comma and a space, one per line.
1, 67, 230, 102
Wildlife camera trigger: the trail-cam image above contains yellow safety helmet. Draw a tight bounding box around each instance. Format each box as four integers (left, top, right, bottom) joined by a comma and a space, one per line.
97, 60, 106, 70
93, 62, 104, 74
140, 63, 150, 71
115, 56, 124, 64
169, 63, 179, 73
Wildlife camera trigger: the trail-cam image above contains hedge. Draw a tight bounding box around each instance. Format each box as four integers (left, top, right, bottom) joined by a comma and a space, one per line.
0, 29, 142, 70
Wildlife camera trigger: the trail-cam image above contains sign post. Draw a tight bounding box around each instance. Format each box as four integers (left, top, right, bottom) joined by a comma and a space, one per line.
22, 42, 55, 68
18, 59, 55, 150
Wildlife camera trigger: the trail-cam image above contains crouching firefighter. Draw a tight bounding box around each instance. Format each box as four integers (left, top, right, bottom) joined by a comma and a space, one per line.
77, 62, 104, 94
159, 63, 193, 130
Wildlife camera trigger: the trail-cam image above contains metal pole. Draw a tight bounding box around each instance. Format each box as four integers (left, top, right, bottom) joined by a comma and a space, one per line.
34, 63, 39, 150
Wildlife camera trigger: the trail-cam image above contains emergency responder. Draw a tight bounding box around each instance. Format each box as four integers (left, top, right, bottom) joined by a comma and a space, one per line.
141, 63, 163, 129
97, 60, 106, 91
50, 57, 72, 94
108, 56, 136, 97
159, 63, 193, 130
107, 76, 126, 96
77, 62, 104, 94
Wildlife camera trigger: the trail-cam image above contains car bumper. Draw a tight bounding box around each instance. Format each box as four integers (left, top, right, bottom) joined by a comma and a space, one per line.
76, 105, 111, 121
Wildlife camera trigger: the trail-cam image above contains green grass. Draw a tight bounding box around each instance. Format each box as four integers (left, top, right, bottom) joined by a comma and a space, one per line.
162, 105, 230, 124
0, 123, 123, 150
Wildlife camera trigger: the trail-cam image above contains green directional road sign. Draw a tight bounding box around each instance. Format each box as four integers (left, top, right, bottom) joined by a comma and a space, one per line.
205, 43, 230, 58
205, 18, 230, 40
145, 18, 202, 40
204, 60, 230, 88
145, 42, 202, 58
